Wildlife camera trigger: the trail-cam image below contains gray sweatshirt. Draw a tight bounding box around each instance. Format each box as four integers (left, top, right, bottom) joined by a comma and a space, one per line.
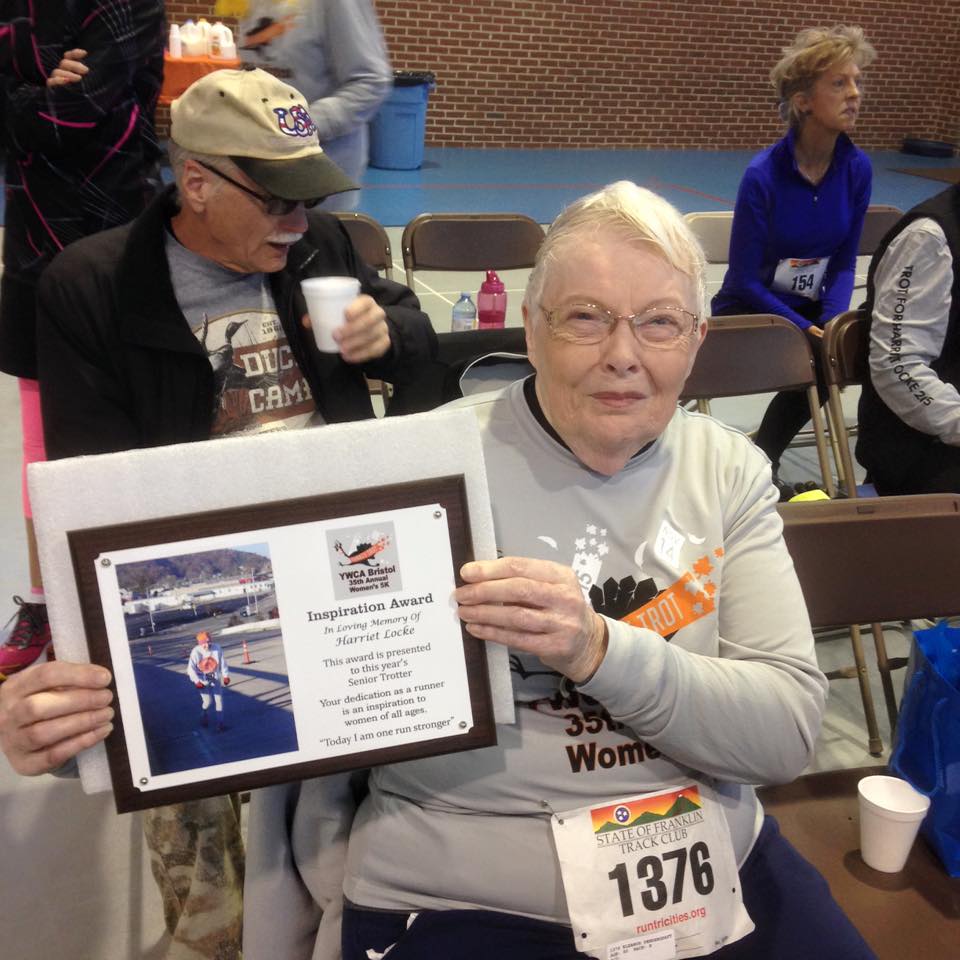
245, 381, 827, 955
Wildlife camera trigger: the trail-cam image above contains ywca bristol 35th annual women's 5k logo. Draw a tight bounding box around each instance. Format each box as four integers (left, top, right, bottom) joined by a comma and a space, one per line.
326, 522, 403, 600
274, 104, 317, 138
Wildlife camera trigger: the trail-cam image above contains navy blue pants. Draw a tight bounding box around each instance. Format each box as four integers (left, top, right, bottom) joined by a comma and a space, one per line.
341, 816, 876, 960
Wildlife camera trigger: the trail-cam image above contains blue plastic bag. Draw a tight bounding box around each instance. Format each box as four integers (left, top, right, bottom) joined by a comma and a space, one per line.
889, 620, 960, 877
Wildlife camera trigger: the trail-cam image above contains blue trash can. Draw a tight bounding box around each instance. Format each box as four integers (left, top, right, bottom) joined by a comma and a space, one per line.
369, 70, 436, 170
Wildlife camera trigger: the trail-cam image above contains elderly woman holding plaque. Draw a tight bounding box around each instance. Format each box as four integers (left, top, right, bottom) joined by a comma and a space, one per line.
245, 182, 876, 960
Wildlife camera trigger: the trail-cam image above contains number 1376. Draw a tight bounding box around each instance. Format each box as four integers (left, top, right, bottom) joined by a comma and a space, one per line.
608, 842, 714, 916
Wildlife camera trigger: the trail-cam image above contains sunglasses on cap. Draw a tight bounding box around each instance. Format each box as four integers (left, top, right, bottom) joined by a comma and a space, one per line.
196, 160, 322, 215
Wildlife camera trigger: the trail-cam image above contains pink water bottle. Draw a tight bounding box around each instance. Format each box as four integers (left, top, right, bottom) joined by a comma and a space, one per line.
477, 270, 506, 329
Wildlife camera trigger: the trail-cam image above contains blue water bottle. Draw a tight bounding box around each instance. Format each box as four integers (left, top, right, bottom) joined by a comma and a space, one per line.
451, 292, 477, 332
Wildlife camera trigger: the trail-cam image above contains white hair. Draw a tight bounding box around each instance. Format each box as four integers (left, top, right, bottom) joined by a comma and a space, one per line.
523, 181, 707, 321
167, 140, 242, 195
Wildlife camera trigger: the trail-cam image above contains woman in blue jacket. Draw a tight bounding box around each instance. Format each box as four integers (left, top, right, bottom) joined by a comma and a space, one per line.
712, 26, 875, 484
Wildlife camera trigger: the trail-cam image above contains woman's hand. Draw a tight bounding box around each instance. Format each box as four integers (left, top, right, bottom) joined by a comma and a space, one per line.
47, 49, 89, 88
0, 661, 113, 775
455, 557, 608, 682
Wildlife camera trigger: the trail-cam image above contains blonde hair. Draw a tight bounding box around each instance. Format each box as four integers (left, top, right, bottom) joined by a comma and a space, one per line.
523, 181, 707, 321
770, 25, 876, 126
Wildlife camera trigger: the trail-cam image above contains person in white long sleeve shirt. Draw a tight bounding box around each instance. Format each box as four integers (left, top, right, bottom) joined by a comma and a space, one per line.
857, 183, 960, 494
239, 0, 392, 211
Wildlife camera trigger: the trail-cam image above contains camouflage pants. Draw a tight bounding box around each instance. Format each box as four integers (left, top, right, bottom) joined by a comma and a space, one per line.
142, 794, 245, 959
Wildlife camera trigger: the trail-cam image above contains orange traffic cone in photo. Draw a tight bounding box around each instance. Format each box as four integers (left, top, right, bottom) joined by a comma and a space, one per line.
242, 639, 252, 664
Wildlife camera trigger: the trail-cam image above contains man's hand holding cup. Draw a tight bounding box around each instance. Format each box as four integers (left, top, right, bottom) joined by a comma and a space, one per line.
301, 277, 391, 364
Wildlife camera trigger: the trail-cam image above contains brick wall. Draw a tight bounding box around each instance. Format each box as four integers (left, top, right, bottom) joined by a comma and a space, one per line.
168, 0, 959, 150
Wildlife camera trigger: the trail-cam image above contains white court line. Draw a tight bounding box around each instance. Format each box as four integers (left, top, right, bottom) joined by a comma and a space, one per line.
415, 276, 457, 306
391, 259, 461, 307
400, 269, 527, 307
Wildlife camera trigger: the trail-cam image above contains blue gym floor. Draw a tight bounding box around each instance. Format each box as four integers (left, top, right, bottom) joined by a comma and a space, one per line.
359, 146, 960, 226
0, 146, 955, 227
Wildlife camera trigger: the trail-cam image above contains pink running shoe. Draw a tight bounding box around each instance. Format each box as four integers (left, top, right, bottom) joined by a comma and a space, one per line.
0, 596, 52, 680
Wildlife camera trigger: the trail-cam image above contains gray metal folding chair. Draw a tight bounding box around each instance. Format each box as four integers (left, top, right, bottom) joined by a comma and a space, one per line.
857, 204, 903, 257
681, 314, 835, 497
683, 211, 733, 265
333, 211, 394, 279
779, 493, 960, 753
822, 309, 868, 497
333, 212, 394, 401
853, 204, 903, 290
401, 212, 544, 290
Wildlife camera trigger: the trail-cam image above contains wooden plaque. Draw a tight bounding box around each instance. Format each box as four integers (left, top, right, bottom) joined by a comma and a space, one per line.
69, 476, 495, 812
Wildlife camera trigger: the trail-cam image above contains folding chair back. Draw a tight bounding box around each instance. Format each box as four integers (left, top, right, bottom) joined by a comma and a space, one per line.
852, 205, 903, 292
823, 309, 868, 496
780, 493, 960, 626
780, 493, 960, 752
401, 213, 544, 288
683, 211, 733, 264
684, 314, 817, 395
682, 314, 835, 495
858, 204, 903, 256
333, 212, 394, 279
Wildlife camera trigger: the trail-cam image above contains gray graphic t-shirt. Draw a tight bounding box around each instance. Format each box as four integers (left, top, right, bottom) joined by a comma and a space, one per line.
166, 231, 321, 436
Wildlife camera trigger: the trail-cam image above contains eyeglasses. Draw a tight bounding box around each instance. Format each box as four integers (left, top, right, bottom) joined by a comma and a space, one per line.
196, 160, 320, 216
541, 301, 700, 349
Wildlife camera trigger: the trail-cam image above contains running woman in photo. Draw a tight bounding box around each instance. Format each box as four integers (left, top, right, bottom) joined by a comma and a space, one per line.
187, 631, 231, 731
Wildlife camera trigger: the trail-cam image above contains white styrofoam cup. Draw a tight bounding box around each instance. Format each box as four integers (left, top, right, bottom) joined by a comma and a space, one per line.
301, 277, 360, 352
857, 775, 930, 872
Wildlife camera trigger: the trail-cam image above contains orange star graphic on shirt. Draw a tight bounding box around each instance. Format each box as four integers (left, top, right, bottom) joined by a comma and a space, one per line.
621, 550, 720, 635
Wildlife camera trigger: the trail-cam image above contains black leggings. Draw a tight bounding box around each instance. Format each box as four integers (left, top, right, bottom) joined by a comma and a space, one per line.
711, 301, 825, 473
754, 333, 828, 471
341, 818, 876, 960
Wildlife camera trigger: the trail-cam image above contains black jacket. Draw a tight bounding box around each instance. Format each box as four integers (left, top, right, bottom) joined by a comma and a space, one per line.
0, 0, 166, 377
36, 187, 437, 460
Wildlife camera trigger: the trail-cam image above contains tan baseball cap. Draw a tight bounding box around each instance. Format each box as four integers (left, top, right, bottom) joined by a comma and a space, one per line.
170, 68, 358, 201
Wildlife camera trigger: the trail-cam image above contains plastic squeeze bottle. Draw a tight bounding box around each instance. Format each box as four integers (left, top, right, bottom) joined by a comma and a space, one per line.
477, 270, 506, 329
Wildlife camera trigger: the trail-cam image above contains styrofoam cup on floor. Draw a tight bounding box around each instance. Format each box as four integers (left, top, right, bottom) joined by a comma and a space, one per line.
301, 276, 360, 352
857, 775, 930, 872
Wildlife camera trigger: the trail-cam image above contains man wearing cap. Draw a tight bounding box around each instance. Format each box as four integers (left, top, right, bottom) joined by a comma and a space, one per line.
34, 67, 435, 455
0, 68, 435, 959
